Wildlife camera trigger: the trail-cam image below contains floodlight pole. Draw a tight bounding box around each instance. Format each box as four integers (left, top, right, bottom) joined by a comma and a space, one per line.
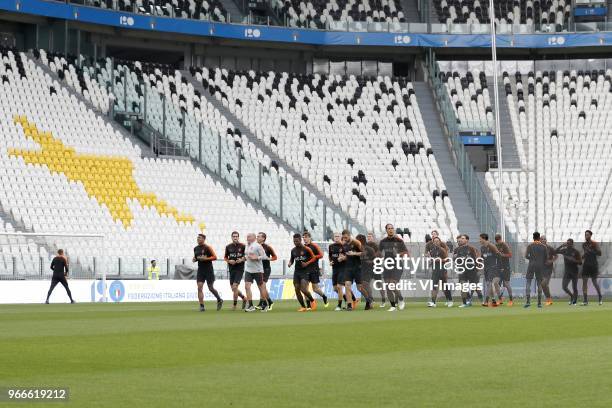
489, 0, 505, 240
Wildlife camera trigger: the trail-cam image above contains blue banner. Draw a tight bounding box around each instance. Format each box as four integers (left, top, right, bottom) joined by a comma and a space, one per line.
459, 131, 495, 146
460, 135, 495, 146
3, 0, 612, 49
574, 7, 607, 17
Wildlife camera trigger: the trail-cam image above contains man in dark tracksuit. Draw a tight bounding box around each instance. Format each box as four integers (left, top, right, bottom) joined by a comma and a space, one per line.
454, 234, 481, 307
555, 239, 582, 305
303, 231, 328, 307
379, 224, 409, 311
366, 232, 385, 307
495, 234, 514, 306
479, 233, 501, 307
356, 234, 376, 310
540, 236, 557, 306
45, 249, 75, 304
581, 230, 603, 306
342, 229, 363, 312
329, 232, 347, 310
289, 234, 317, 311
224, 231, 247, 310
524, 232, 548, 308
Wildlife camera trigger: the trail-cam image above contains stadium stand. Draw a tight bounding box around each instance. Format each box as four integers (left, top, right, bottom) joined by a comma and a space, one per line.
0, 48, 293, 276
191, 67, 460, 239
485, 67, 612, 241
441, 69, 494, 131
50, 0, 579, 32
38, 50, 112, 114
270, 0, 407, 29
433, 0, 571, 30
104, 60, 349, 239
34, 51, 461, 240
83, 0, 228, 22
439, 65, 528, 168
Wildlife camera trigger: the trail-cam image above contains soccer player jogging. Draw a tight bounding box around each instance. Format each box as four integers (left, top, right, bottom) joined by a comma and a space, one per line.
303, 232, 329, 308
367, 232, 386, 307
425, 231, 451, 300
540, 235, 557, 306
328, 232, 348, 311
581, 230, 603, 306
342, 229, 363, 311
193, 234, 223, 312
378, 223, 409, 311
224, 231, 247, 310
243, 233, 271, 312
524, 232, 548, 308
453, 234, 480, 307
495, 234, 514, 306
256, 232, 277, 310
479, 233, 502, 307
45, 249, 75, 304
288, 233, 317, 311
425, 230, 449, 261
555, 238, 582, 305
426, 236, 452, 308
356, 234, 376, 310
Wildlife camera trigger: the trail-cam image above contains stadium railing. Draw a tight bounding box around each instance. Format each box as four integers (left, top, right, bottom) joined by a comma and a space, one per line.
0, 231, 286, 280
0, 232, 107, 292
2, 232, 608, 282
440, 58, 612, 77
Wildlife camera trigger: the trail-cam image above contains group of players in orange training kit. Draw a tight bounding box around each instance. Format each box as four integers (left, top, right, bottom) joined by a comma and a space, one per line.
191, 223, 605, 312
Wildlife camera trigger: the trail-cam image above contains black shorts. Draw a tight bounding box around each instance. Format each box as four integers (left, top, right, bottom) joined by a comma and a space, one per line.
360, 270, 373, 283
499, 267, 511, 282
484, 268, 500, 281
563, 269, 578, 281
542, 268, 553, 280
471, 272, 481, 284
331, 268, 344, 286
459, 269, 478, 284
263, 267, 272, 282
344, 267, 362, 284
197, 268, 215, 283
383, 269, 402, 282
245, 272, 264, 285
308, 270, 320, 284
371, 272, 384, 287
526, 267, 543, 281
293, 270, 309, 285
582, 264, 599, 278
229, 269, 244, 285
431, 269, 447, 287
51, 275, 68, 285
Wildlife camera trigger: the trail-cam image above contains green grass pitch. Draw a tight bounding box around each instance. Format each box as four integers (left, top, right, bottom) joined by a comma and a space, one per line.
0, 301, 610, 408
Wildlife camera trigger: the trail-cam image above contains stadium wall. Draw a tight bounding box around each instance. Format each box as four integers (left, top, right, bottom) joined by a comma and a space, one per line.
2, 278, 611, 304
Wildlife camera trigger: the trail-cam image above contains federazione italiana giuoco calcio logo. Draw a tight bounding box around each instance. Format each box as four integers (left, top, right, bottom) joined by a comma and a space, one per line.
91, 280, 126, 302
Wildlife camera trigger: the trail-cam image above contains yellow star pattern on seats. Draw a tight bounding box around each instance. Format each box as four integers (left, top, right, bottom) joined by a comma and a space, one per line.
9, 116, 197, 228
